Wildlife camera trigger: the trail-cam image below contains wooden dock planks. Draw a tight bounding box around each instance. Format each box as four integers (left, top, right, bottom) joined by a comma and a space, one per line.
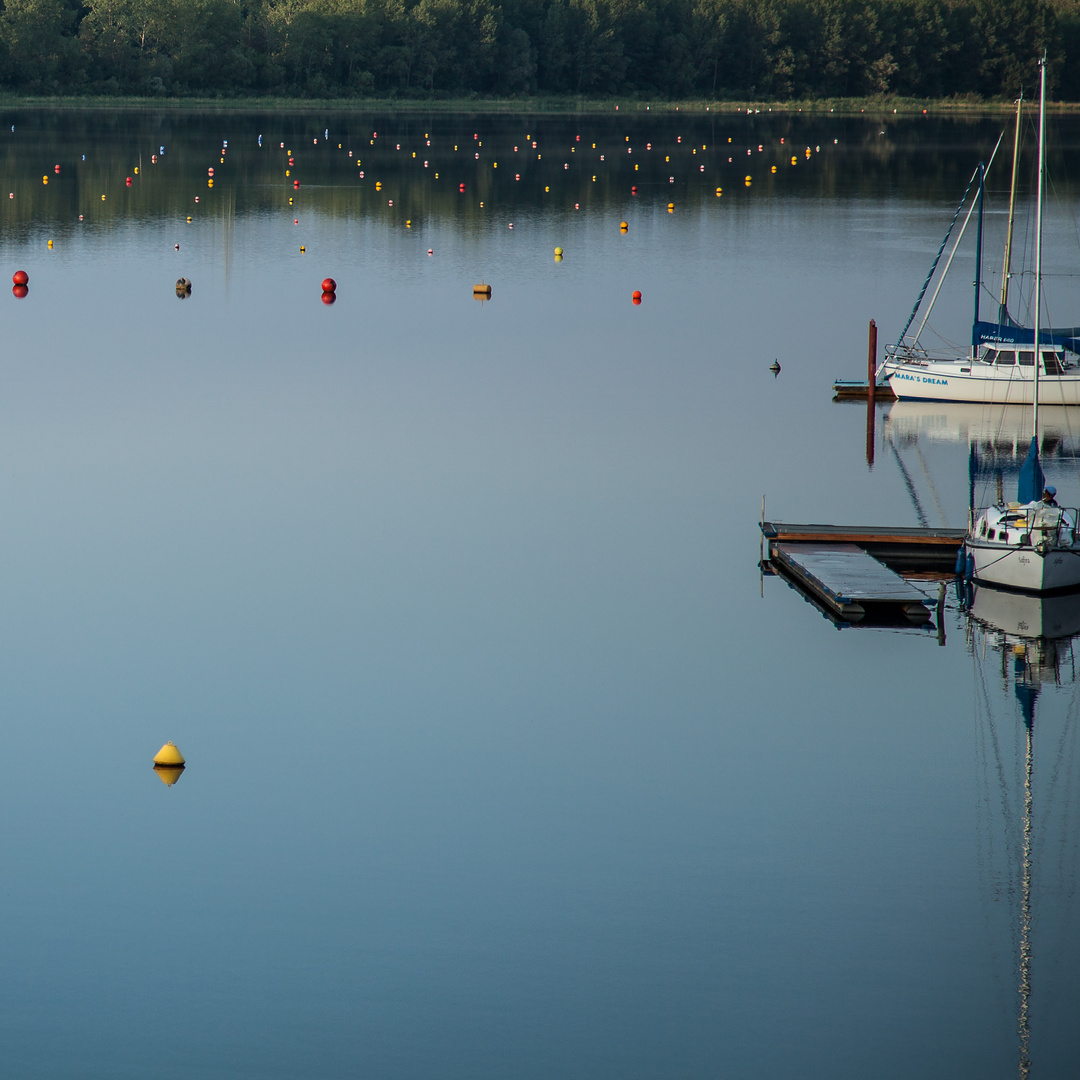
833, 379, 897, 401
770, 542, 932, 622
761, 520, 965, 546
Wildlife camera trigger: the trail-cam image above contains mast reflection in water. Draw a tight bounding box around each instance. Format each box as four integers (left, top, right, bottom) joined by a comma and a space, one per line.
966, 587, 1080, 1077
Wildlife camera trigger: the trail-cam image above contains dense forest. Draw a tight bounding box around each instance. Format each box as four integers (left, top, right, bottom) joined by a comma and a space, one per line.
1, 0, 1079, 101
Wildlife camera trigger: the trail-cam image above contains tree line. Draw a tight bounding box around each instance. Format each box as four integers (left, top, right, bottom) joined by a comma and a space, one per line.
1, 0, 1078, 101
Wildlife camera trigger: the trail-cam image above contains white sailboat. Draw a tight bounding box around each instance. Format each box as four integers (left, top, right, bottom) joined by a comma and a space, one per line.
965, 60, 1080, 593
880, 88, 1080, 404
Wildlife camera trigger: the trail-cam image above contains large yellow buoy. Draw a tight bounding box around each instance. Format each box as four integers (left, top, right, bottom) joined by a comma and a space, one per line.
154, 741, 185, 766
554, 246, 563, 256
473, 282, 492, 298
153, 742, 185, 785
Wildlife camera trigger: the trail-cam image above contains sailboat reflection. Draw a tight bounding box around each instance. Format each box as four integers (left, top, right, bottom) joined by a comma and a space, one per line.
966, 586, 1080, 1076
886, 401, 1080, 463
883, 401, 1080, 532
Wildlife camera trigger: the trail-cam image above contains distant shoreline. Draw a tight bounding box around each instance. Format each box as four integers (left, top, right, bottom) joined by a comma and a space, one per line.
0, 95, 1072, 116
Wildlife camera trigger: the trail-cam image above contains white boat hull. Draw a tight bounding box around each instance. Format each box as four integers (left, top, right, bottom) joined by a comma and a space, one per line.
969, 540, 1080, 592
885, 365, 1080, 404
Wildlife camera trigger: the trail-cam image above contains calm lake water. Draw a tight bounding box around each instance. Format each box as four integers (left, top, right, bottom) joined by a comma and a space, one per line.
0, 106, 1078, 1079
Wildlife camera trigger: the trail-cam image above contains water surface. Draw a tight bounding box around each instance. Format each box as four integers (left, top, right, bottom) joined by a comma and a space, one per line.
0, 107, 1077, 1079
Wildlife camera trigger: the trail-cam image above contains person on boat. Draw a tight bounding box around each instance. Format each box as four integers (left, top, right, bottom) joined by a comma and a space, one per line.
1042, 485, 1058, 506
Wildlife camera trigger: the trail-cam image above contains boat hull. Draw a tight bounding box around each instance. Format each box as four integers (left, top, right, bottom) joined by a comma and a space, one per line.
969, 540, 1080, 592
885, 367, 1080, 404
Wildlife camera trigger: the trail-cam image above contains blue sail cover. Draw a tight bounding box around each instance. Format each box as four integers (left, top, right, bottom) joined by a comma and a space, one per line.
975, 320, 1080, 352
1017, 436, 1045, 503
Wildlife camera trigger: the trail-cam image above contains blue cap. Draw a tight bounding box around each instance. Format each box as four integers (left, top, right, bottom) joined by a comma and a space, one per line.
1045, 485, 1057, 495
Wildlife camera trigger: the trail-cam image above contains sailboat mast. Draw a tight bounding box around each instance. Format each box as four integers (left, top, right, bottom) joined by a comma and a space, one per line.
1000, 94, 1023, 320
974, 163, 985, 357
1033, 58, 1046, 439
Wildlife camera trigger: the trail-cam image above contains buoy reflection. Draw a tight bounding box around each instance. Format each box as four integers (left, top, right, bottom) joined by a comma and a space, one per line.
153, 764, 185, 786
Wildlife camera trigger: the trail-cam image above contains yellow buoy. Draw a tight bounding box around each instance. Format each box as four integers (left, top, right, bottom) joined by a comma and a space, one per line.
47, 239, 53, 248
554, 254, 563, 262
620, 221, 628, 231
154, 741, 185, 766
187, 216, 192, 222
554, 246, 563, 256
42, 177, 48, 185
715, 187, 723, 196
300, 245, 306, 253
771, 165, 777, 173
667, 203, 674, 212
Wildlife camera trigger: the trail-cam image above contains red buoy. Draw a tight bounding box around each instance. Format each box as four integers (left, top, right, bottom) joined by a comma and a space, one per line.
208, 167, 214, 176
12, 284, 27, 298
321, 291, 336, 305
126, 177, 132, 186
321, 278, 337, 293
632, 291, 642, 305
631, 185, 638, 194
459, 183, 465, 192
12, 270, 28, 286
53, 165, 60, 174
293, 180, 300, 188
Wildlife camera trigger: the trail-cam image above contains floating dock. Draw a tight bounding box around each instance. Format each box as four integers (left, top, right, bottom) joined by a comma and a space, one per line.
769, 542, 932, 623
761, 520, 965, 572
832, 378, 897, 401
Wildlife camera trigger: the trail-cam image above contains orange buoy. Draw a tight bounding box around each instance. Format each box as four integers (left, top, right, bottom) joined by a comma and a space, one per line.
54, 165, 60, 174
473, 283, 492, 298
632, 290, 642, 304
12, 270, 28, 286
321, 278, 336, 293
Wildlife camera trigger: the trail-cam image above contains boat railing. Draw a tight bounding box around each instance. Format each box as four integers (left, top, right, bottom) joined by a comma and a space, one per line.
973, 505, 1080, 547
884, 341, 931, 365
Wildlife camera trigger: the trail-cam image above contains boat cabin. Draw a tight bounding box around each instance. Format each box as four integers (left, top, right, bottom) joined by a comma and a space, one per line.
976, 344, 1077, 374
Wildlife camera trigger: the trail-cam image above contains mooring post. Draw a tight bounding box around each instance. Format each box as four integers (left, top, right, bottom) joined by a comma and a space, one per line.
867, 319, 878, 406
865, 321, 878, 466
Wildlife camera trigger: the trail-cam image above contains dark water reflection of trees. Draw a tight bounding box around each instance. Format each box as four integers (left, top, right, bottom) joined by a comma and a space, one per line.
3, 109, 1080, 238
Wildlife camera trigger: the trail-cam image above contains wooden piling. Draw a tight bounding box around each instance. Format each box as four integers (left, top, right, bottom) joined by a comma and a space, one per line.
867, 320, 877, 408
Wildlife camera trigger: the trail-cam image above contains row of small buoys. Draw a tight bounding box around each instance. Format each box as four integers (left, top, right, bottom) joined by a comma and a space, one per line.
154, 741, 185, 786
12, 269, 28, 298
176, 277, 191, 298
322, 277, 337, 304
